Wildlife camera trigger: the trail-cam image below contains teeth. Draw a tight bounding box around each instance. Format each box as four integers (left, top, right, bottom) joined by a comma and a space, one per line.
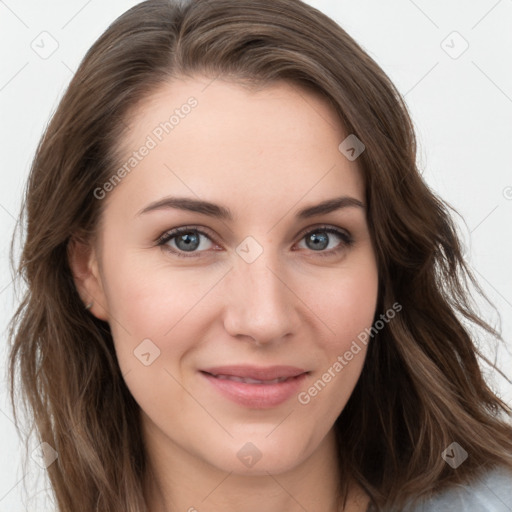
214, 374, 290, 384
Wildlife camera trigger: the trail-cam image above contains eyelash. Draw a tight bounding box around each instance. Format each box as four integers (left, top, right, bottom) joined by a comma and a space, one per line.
156, 224, 354, 259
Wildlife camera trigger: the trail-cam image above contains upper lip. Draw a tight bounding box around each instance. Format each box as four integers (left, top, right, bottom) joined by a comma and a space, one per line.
200, 365, 307, 380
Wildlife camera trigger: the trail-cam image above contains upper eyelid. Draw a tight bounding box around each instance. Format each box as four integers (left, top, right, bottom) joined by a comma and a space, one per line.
156, 225, 217, 245
296, 224, 351, 239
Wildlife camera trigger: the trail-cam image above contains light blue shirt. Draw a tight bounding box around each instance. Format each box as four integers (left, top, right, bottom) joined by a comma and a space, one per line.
404, 465, 512, 511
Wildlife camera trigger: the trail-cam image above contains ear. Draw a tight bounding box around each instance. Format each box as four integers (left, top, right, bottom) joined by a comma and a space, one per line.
67, 235, 109, 322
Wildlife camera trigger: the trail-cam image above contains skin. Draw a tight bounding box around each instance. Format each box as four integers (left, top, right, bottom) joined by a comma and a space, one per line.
69, 76, 378, 511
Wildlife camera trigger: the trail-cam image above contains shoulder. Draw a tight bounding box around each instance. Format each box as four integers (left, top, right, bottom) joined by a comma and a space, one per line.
405, 465, 512, 512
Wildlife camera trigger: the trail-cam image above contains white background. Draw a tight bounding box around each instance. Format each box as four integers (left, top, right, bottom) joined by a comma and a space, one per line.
1, 0, 511, 510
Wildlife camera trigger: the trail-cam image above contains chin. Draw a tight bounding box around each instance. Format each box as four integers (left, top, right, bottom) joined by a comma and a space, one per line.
199, 430, 317, 476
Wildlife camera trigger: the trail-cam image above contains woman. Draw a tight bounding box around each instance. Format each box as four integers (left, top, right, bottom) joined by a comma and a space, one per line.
8, 0, 512, 510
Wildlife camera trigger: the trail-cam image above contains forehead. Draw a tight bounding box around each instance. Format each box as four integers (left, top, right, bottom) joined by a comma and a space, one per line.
107, 76, 365, 217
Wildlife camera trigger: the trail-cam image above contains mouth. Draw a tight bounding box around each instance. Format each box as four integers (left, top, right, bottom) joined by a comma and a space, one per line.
204, 374, 292, 384
199, 365, 309, 408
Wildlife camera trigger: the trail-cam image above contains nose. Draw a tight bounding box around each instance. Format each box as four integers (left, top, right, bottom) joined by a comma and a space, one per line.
222, 252, 300, 345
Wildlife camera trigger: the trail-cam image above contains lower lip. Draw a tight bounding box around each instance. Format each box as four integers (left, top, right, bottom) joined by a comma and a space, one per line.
200, 371, 308, 409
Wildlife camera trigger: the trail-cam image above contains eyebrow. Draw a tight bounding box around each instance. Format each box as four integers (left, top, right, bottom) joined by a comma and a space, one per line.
137, 195, 365, 220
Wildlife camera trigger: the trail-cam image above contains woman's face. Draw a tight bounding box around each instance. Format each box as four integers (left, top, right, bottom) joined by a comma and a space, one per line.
78, 76, 379, 475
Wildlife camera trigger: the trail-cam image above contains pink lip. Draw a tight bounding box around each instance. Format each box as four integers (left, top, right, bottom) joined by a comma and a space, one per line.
200, 365, 308, 409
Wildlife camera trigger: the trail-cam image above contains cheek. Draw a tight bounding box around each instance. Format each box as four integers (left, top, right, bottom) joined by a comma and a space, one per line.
314, 254, 379, 348
304, 256, 378, 405
100, 247, 227, 369
100, 256, 210, 416
101, 239, 198, 327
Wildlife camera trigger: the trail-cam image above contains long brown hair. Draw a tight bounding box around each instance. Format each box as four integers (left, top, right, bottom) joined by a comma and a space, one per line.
9, 0, 512, 510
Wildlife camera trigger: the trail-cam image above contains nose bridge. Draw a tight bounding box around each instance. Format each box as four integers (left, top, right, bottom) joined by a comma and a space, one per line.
222, 246, 297, 343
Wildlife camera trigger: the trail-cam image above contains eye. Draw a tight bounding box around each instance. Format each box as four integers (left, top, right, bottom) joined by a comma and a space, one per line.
295, 225, 354, 257
156, 225, 353, 258
156, 226, 217, 258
